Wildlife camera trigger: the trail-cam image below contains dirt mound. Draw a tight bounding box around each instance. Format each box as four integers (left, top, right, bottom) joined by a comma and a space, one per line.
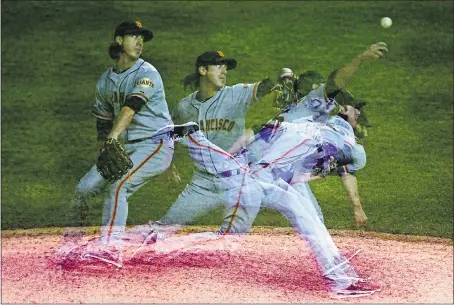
2, 232, 452, 303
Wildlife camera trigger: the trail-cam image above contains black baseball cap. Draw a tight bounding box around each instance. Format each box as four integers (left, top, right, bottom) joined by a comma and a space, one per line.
196, 51, 236, 70
114, 21, 153, 42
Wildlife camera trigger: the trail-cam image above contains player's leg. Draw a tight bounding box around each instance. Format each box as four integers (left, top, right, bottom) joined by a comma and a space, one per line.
56, 166, 108, 261
159, 170, 224, 227
289, 181, 324, 222
178, 131, 260, 234
154, 124, 251, 235
218, 205, 260, 234
258, 180, 359, 291
66, 165, 107, 234
100, 139, 173, 246
216, 172, 263, 234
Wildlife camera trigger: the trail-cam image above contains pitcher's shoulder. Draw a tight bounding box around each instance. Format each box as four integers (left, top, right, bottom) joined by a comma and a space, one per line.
139, 60, 159, 74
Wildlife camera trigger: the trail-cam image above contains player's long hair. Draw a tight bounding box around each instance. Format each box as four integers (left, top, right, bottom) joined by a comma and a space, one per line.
183, 72, 199, 91
108, 41, 123, 60
183, 65, 208, 91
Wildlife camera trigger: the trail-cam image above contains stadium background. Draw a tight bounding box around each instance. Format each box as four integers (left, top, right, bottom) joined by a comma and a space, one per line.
1, 1, 452, 238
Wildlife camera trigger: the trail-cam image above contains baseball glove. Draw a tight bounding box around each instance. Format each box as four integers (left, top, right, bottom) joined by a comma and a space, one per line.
312, 156, 338, 177
312, 143, 338, 177
96, 138, 133, 183
273, 68, 298, 109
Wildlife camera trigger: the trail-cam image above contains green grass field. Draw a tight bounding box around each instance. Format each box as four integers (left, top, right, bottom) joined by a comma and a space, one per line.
1, 1, 453, 237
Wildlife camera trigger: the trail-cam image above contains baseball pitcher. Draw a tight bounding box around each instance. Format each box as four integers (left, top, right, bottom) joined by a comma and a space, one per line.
59, 21, 174, 264
146, 122, 368, 295
160, 50, 278, 234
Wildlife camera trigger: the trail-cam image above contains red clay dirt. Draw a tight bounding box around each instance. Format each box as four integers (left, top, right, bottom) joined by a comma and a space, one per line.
1, 230, 453, 303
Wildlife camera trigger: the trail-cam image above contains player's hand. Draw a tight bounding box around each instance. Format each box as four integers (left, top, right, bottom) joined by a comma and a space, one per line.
359, 42, 388, 61
353, 205, 368, 227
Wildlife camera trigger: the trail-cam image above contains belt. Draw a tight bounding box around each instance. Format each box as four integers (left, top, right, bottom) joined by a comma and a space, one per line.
218, 168, 242, 178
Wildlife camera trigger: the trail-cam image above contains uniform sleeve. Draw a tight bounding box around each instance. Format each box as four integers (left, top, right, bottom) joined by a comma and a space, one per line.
347, 143, 367, 173
129, 69, 163, 103
92, 83, 113, 120
231, 82, 260, 110
337, 143, 367, 176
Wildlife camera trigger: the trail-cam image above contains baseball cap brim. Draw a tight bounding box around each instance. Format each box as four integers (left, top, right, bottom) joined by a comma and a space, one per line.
198, 58, 237, 70
123, 28, 154, 42
220, 58, 236, 70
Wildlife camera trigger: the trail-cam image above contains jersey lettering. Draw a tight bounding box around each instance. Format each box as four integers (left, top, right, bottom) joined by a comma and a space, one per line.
136, 77, 154, 88
199, 118, 235, 132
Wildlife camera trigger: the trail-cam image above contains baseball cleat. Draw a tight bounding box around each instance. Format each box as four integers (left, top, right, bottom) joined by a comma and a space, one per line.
128, 229, 158, 260
331, 280, 381, 299
82, 243, 123, 268
54, 230, 85, 262
151, 122, 199, 143
323, 249, 361, 277
123, 222, 158, 245
148, 220, 183, 238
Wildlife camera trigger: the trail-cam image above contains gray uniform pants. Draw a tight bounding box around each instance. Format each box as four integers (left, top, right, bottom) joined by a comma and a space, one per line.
68, 139, 173, 245
160, 169, 260, 233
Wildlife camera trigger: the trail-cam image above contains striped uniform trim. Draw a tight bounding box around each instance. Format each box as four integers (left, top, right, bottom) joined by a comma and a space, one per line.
222, 170, 248, 235
106, 139, 164, 244
187, 135, 246, 168
129, 93, 148, 102
250, 139, 310, 175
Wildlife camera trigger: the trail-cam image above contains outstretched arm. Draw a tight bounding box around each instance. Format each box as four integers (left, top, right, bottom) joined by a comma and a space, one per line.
255, 78, 277, 100
341, 173, 368, 227
325, 42, 388, 97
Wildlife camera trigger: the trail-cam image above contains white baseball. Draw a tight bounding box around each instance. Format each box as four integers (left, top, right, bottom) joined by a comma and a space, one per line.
381, 17, 392, 28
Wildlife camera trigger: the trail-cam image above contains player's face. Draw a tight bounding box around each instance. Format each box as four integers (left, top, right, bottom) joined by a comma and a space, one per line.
340, 105, 360, 128
121, 34, 144, 60
206, 64, 228, 89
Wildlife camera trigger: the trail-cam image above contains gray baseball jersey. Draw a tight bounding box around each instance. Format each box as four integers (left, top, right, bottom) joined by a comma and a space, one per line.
161, 82, 261, 234
92, 58, 173, 141
174, 83, 259, 151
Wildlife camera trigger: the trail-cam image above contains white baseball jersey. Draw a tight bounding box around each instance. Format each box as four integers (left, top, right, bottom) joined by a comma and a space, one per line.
327, 115, 356, 148
92, 58, 173, 141
177, 129, 359, 289
283, 84, 337, 123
